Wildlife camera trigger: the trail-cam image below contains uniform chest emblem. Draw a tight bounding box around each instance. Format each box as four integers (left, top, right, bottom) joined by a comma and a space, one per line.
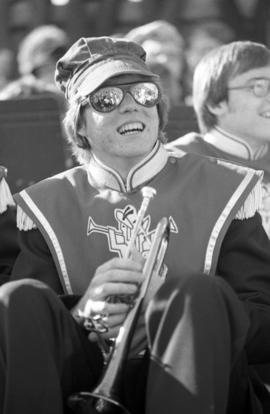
87, 204, 178, 257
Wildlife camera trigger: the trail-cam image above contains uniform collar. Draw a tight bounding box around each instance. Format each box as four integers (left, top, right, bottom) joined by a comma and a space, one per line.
204, 127, 269, 161
87, 141, 169, 192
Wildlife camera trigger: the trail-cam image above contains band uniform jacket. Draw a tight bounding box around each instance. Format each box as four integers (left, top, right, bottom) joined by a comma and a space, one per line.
11, 142, 270, 371
166, 132, 270, 238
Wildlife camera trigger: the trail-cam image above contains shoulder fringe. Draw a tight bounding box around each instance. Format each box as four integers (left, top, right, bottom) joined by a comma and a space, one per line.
17, 205, 37, 231
0, 176, 15, 213
235, 180, 262, 220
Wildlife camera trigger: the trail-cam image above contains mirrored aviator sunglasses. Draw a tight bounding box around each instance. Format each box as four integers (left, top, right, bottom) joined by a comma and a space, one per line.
88, 82, 160, 113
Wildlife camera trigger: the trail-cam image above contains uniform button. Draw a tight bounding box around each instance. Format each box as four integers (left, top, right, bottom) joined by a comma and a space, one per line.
169, 157, 176, 164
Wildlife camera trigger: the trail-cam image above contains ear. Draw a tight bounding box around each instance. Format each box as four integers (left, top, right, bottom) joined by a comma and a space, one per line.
207, 100, 228, 116
77, 118, 87, 137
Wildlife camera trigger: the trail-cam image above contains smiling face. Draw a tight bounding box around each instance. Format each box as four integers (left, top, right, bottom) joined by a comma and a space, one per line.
79, 74, 160, 176
213, 66, 270, 148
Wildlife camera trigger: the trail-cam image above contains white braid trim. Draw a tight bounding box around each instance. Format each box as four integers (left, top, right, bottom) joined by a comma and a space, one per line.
0, 176, 15, 213
165, 147, 186, 159
17, 205, 37, 231
235, 180, 262, 220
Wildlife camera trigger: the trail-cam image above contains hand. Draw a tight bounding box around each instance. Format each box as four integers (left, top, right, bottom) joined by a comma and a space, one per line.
72, 257, 144, 340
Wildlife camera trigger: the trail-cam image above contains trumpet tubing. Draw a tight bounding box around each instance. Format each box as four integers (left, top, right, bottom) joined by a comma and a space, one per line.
68, 187, 170, 414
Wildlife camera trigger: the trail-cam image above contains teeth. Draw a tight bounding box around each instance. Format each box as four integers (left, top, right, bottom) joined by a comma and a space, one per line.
118, 122, 144, 135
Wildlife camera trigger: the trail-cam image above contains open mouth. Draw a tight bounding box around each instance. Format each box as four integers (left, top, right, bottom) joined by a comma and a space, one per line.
118, 122, 145, 135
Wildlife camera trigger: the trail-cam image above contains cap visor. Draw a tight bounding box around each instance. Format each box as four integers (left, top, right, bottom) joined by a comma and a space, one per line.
77, 58, 158, 97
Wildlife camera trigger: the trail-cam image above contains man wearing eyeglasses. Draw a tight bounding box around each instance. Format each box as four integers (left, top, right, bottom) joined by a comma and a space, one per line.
168, 40, 270, 239
2, 36, 270, 414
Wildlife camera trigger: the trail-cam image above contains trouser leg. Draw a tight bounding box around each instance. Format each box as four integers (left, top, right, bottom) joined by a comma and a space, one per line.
0, 279, 103, 414
144, 274, 250, 414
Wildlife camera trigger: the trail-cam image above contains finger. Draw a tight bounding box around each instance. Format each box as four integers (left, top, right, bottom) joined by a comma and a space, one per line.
107, 313, 127, 329
90, 281, 140, 300
93, 269, 144, 288
97, 257, 143, 273
105, 302, 130, 315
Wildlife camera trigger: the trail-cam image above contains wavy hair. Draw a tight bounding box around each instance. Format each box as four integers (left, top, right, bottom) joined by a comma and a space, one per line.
63, 79, 169, 164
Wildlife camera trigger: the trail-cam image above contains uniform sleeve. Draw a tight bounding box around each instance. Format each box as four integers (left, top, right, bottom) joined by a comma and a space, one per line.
217, 212, 270, 364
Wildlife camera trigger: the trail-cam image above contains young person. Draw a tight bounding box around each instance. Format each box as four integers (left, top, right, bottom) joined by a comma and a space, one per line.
168, 40, 270, 238
2, 36, 270, 414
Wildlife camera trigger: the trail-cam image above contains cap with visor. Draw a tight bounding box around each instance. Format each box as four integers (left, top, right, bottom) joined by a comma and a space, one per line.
55, 36, 159, 102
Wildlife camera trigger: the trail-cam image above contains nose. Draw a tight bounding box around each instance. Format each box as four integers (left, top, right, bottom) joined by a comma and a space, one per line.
118, 91, 138, 112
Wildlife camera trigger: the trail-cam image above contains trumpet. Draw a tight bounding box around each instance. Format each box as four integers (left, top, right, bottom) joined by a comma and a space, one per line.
68, 186, 170, 414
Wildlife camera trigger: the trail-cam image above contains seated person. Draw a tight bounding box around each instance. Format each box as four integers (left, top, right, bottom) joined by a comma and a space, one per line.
167, 40, 270, 239
17, 24, 70, 89
1, 36, 270, 414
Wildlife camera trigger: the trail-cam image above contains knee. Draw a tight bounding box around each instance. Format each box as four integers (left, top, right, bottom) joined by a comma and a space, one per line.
146, 273, 238, 324
155, 273, 224, 303
0, 279, 53, 308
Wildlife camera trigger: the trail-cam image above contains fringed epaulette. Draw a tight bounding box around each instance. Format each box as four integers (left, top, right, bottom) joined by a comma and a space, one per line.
235, 180, 262, 220
216, 159, 263, 220
0, 166, 15, 213
16, 205, 37, 231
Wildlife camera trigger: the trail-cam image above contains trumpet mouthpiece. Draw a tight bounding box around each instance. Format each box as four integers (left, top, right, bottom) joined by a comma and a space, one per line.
141, 186, 156, 200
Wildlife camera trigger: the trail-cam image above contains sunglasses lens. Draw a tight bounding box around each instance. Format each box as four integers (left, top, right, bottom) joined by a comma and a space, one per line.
132, 82, 160, 107
89, 82, 159, 112
90, 87, 123, 112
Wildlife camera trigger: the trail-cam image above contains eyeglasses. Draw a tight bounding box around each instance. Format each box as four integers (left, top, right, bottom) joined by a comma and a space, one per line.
88, 82, 160, 113
227, 78, 270, 97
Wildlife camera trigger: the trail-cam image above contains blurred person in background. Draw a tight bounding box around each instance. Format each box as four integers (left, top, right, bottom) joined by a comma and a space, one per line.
0, 49, 16, 92
168, 41, 270, 239
17, 24, 70, 88
0, 24, 69, 113
143, 0, 269, 45
125, 20, 186, 105
0, 25, 71, 168
184, 21, 236, 104
125, 20, 189, 141
146, 60, 181, 107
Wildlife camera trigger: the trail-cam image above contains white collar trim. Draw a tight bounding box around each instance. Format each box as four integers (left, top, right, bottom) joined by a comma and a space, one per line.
87, 141, 169, 192
204, 127, 268, 160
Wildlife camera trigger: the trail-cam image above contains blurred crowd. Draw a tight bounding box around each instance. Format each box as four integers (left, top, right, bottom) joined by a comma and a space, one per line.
0, 0, 269, 109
